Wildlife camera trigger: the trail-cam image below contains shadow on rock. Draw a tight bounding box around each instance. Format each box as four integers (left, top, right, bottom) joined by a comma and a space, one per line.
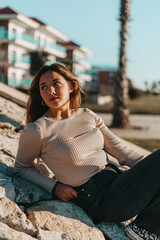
0, 114, 21, 128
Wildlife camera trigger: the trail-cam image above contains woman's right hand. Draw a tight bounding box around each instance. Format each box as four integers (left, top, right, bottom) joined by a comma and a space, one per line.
54, 182, 78, 202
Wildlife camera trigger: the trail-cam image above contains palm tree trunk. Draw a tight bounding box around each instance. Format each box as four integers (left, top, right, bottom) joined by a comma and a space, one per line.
111, 0, 131, 128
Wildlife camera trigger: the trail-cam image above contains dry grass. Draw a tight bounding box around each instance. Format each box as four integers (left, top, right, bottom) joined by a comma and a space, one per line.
82, 94, 160, 115
124, 138, 160, 152
128, 94, 160, 114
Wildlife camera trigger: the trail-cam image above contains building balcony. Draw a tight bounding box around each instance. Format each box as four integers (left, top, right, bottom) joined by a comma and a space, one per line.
79, 60, 92, 70
9, 55, 31, 64
0, 30, 37, 50
73, 58, 91, 70
8, 55, 30, 70
8, 78, 32, 87
38, 42, 66, 58
77, 73, 92, 82
0, 30, 66, 57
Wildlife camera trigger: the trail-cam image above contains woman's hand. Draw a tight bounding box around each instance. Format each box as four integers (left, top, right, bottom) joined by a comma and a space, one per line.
54, 182, 78, 202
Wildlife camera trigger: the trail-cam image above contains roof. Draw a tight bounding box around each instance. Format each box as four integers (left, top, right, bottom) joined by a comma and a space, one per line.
58, 41, 92, 57
0, 7, 18, 15
29, 17, 46, 25
58, 41, 80, 47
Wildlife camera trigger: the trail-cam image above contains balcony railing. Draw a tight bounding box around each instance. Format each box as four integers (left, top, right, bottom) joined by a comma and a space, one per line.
0, 30, 8, 39
0, 30, 36, 45
8, 78, 32, 87
21, 55, 31, 63
9, 55, 31, 64
39, 41, 66, 53
0, 30, 66, 54
21, 33, 35, 44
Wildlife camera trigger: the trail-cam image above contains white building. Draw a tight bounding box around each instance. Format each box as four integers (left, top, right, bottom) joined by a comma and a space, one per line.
58, 41, 92, 87
0, 7, 68, 88
0, 7, 92, 89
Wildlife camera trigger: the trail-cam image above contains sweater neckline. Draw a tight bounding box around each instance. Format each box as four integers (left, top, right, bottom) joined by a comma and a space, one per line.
43, 109, 77, 122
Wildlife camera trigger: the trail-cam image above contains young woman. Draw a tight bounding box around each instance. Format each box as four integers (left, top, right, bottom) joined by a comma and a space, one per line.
15, 63, 160, 239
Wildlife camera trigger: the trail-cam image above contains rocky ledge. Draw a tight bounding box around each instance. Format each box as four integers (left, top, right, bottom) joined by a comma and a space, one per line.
0, 95, 131, 240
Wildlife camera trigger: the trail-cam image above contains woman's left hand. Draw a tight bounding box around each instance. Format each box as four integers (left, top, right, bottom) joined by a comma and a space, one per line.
54, 182, 78, 202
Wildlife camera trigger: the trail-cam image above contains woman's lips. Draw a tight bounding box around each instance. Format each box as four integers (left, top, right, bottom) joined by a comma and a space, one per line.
49, 96, 59, 102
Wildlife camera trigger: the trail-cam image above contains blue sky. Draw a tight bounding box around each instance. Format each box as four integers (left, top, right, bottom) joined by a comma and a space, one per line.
1, 0, 160, 89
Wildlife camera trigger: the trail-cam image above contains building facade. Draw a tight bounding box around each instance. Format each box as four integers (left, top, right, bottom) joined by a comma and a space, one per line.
85, 65, 117, 104
0, 7, 92, 89
57, 41, 92, 87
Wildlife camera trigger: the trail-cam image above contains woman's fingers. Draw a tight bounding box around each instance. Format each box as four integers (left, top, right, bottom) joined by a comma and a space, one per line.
70, 188, 78, 198
55, 183, 78, 202
64, 188, 78, 201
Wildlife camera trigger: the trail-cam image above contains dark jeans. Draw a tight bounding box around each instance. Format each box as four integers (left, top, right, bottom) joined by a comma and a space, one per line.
72, 149, 160, 234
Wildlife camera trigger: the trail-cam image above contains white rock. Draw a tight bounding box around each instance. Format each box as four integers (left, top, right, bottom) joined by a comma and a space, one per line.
0, 134, 19, 158
0, 122, 14, 129
0, 186, 5, 198
27, 200, 94, 227
0, 197, 36, 236
34, 159, 54, 178
0, 152, 15, 167
0, 221, 36, 240
0, 96, 25, 126
27, 201, 105, 240
37, 228, 72, 240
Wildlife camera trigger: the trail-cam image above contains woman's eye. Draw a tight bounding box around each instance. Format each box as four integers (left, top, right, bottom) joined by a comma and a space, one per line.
54, 82, 60, 86
41, 85, 47, 90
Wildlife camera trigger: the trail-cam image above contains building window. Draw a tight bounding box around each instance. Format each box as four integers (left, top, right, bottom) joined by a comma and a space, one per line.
0, 26, 7, 38
36, 36, 41, 47
12, 29, 17, 40
8, 73, 16, 86
43, 39, 47, 47
12, 51, 17, 63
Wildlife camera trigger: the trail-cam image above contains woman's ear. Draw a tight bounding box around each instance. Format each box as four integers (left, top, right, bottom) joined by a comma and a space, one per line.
69, 84, 74, 93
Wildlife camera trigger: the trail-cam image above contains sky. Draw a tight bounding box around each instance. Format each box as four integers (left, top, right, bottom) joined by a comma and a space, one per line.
1, 0, 160, 89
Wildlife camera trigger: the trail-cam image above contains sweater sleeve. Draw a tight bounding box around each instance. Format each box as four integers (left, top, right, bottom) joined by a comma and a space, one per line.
14, 122, 57, 193
86, 109, 144, 167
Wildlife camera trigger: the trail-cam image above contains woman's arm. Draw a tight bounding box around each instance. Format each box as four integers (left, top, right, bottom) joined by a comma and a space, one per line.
14, 123, 57, 193
100, 123, 144, 167
86, 108, 144, 167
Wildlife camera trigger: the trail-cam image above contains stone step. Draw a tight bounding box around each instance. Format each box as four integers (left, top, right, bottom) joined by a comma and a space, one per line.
0, 82, 28, 107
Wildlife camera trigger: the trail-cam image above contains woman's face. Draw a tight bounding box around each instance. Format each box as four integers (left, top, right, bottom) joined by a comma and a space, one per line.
39, 71, 73, 112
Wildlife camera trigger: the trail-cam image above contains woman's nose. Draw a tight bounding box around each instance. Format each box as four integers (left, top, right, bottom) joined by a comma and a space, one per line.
48, 86, 55, 94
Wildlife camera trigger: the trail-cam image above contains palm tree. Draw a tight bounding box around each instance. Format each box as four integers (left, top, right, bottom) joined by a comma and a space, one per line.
111, 0, 131, 128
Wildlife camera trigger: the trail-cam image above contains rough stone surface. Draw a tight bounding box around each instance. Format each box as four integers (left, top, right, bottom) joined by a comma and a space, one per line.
0, 95, 26, 126
27, 200, 95, 227
98, 222, 130, 240
0, 185, 5, 198
27, 206, 105, 240
0, 152, 15, 167
0, 197, 36, 236
0, 178, 15, 201
12, 176, 52, 206
37, 159, 55, 178
37, 228, 72, 240
0, 221, 36, 240
0, 134, 19, 159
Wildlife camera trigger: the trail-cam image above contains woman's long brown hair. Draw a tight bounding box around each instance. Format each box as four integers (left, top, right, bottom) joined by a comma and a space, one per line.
26, 63, 84, 123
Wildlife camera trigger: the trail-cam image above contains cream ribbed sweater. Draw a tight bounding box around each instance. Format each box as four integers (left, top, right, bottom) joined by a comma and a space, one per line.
14, 108, 144, 193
